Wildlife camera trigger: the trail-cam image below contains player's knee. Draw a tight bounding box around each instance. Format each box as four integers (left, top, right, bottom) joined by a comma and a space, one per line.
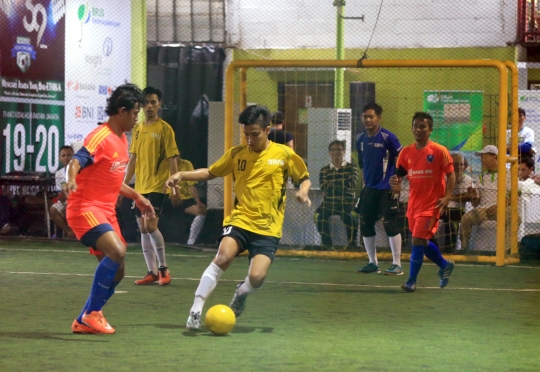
383, 220, 400, 238
360, 219, 376, 237
248, 274, 265, 289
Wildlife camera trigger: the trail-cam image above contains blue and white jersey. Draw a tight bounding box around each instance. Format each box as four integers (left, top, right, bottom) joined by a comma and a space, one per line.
356, 126, 402, 190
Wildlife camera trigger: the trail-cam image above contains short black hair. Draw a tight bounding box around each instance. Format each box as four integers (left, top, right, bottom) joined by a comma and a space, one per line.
59, 145, 73, 153
411, 111, 434, 130
271, 111, 284, 125
238, 105, 271, 128
143, 86, 163, 101
105, 84, 145, 116
518, 107, 526, 116
520, 156, 535, 169
328, 140, 345, 151
362, 102, 383, 116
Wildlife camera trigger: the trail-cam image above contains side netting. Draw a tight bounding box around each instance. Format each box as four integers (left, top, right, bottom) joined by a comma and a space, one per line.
210, 59, 520, 265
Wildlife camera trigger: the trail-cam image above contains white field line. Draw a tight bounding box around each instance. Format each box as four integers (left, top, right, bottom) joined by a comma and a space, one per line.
1, 247, 539, 269
1, 270, 539, 292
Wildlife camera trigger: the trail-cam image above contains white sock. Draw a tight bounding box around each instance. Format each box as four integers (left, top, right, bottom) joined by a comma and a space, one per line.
149, 229, 167, 267
388, 234, 402, 266
191, 262, 224, 314
187, 215, 206, 245
141, 233, 157, 273
363, 236, 378, 265
237, 276, 257, 296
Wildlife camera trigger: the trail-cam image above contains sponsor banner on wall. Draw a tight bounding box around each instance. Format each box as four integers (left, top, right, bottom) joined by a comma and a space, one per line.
423, 91, 483, 152
0, 0, 66, 175
64, 1, 131, 145
518, 90, 540, 142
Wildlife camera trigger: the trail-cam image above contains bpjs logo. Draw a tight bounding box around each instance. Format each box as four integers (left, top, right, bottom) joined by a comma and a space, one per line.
75, 106, 94, 119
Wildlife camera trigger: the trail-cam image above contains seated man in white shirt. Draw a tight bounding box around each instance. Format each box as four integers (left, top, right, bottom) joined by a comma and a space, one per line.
460, 145, 516, 251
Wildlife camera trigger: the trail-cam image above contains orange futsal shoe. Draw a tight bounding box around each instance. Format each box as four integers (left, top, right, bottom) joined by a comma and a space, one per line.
71, 319, 97, 334
158, 266, 171, 286
134, 271, 159, 285
81, 311, 115, 334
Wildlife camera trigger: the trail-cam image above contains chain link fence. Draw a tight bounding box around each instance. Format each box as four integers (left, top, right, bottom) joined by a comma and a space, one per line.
1, 1, 539, 259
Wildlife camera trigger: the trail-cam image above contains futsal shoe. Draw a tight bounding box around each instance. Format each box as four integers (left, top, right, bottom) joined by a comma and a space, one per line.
438, 260, 455, 288
356, 263, 381, 274
186, 311, 201, 330
401, 281, 416, 293
71, 319, 96, 334
81, 311, 115, 334
384, 264, 404, 276
134, 271, 159, 285
229, 282, 248, 318
158, 266, 171, 285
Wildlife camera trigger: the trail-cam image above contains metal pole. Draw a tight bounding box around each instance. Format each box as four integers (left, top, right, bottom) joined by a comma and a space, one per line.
334, 1, 345, 109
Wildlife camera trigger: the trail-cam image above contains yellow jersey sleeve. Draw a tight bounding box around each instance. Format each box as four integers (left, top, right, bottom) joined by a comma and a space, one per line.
288, 151, 309, 183
208, 146, 242, 177
163, 123, 179, 158
129, 123, 142, 154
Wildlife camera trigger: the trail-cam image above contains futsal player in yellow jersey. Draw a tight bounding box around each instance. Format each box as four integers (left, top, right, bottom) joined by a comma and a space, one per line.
124, 87, 179, 286
165, 105, 311, 330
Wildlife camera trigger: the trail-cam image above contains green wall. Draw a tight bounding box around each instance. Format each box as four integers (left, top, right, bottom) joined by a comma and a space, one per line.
131, 0, 146, 88
233, 46, 516, 144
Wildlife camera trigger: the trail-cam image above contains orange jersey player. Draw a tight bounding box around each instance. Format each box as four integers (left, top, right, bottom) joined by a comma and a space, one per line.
390, 112, 456, 293
64, 84, 155, 334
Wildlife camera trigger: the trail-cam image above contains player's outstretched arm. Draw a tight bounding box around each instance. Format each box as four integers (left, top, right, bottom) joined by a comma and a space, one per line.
165, 168, 216, 191
63, 159, 82, 196
119, 183, 156, 218
295, 177, 312, 207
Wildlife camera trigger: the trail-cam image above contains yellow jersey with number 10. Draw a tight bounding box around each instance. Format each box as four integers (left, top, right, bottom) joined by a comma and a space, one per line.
209, 142, 309, 238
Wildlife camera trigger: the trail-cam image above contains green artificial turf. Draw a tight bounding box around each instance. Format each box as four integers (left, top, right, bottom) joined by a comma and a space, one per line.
1, 239, 539, 371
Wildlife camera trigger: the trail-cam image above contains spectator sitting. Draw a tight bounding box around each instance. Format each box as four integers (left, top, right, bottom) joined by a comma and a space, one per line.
314, 140, 358, 249
460, 145, 517, 251
49, 145, 75, 238
519, 156, 540, 194
269, 111, 294, 148
506, 107, 534, 160
441, 153, 473, 253
174, 154, 207, 245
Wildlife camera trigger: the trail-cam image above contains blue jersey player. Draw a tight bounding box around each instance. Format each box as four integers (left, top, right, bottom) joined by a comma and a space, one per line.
355, 103, 404, 275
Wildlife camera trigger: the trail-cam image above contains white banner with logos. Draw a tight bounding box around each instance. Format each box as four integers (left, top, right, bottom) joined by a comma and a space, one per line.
64, 1, 131, 146
518, 91, 540, 138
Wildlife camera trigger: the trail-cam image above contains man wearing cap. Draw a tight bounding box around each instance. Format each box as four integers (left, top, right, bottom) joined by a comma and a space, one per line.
460, 145, 515, 251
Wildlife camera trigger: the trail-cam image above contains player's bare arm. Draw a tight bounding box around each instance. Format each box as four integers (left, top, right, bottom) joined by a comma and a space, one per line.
168, 156, 181, 206
165, 168, 217, 192
435, 171, 456, 211
123, 153, 137, 184
295, 177, 312, 207
119, 183, 155, 218
63, 158, 82, 196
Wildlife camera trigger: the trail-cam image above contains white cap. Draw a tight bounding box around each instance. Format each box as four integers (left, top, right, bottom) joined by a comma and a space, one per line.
475, 145, 498, 156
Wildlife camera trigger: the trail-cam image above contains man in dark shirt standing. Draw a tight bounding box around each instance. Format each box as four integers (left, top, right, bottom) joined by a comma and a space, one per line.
315, 140, 359, 249
269, 111, 294, 148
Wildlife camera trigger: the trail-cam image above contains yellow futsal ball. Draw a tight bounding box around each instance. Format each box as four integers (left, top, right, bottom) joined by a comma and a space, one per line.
205, 305, 236, 335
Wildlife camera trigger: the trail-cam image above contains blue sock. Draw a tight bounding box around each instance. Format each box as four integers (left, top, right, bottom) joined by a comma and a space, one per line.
104, 281, 120, 303
424, 241, 448, 270
408, 245, 424, 284
86, 257, 120, 314
77, 298, 90, 323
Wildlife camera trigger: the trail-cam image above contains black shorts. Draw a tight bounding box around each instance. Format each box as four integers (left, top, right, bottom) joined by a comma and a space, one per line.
178, 198, 196, 211
217, 225, 280, 262
133, 192, 166, 217
356, 186, 399, 220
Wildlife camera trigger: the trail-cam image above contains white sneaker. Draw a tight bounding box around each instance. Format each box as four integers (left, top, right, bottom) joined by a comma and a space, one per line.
186, 311, 201, 330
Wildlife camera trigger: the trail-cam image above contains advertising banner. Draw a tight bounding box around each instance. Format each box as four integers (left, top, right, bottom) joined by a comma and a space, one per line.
64, 1, 131, 145
518, 90, 540, 141
423, 91, 484, 152
0, 0, 66, 175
